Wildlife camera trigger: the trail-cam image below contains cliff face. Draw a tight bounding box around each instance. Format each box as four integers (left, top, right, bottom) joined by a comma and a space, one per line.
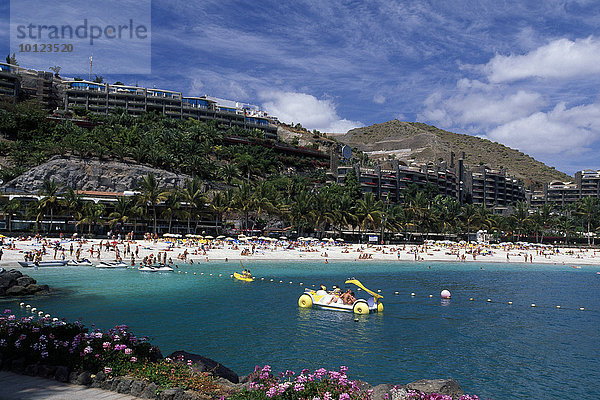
1, 156, 192, 193
335, 120, 572, 186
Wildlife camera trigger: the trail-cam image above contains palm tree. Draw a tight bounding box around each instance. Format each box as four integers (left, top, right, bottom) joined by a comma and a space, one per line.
232, 183, 254, 231
249, 181, 278, 233
355, 193, 383, 241
234, 153, 255, 184
576, 196, 599, 245
210, 190, 234, 235
219, 164, 239, 185
289, 190, 315, 237
37, 178, 62, 234
161, 191, 182, 233
1, 198, 21, 232
510, 201, 530, 241
459, 204, 481, 238
62, 186, 83, 233
108, 196, 136, 230
77, 202, 105, 234
137, 173, 169, 235
179, 177, 206, 234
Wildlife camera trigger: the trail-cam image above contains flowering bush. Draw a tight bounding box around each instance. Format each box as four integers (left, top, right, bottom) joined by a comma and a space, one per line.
230, 365, 372, 400
0, 309, 160, 373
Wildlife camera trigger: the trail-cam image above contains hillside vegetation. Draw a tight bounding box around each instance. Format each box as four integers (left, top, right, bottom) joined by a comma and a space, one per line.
336, 120, 572, 187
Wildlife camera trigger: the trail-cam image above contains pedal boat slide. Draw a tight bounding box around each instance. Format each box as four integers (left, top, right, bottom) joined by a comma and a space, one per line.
298, 279, 383, 314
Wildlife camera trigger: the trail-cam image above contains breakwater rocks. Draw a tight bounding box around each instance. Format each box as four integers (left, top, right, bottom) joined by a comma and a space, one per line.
0, 269, 49, 297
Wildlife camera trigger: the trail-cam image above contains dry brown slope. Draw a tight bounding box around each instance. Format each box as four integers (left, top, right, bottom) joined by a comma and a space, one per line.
338, 120, 572, 187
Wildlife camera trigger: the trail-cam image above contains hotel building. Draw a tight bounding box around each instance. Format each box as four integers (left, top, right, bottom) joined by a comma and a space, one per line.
0, 62, 277, 140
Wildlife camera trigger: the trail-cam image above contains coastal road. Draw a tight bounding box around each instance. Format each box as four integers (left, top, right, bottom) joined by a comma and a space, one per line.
0, 371, 137, 400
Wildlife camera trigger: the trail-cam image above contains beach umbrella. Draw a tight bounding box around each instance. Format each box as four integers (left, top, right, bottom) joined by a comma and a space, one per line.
335, 238, 344, 242
279, 236, 287, 240
225, 237, 235, 241
204, 235, 214, 239
216, 235, 226, 239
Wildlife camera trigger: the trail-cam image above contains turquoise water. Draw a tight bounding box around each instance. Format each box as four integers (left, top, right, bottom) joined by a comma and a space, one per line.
1, 261, 599, 400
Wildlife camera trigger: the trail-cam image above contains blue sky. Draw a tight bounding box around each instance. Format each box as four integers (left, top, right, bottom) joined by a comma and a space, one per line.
3, 0, 600, 176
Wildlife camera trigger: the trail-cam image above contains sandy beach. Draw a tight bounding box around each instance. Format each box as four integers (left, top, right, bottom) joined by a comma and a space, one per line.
1, 235, 599, 268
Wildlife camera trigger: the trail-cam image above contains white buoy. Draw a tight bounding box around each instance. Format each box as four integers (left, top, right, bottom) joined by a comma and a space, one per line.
429, 294, 433, 298
201, 273, 204, 275
270, 279, 274, 282
209, 273, 213, 276
26, 305, 31, 308
38, 311, 43, 315
279, 280, 283, 283
44, 314, 50, 318
394, 291, 399, 295
289, 281, 293, 284
441, 290, 451, 299
185, 272, 188, 274
52, 318, 58, 322
487, 299, 491, 302
219, 274, 222, 277
261, 278, 265, 280
193, 272, 196, 275
299, 283, 303, 286
508, 301, 513, 305
411, 293, 416, 296
556, 305, 561, 309
178, 271, 181, 274
579, 307, 585, 311
469, 298, 474, 301
19, 302, 24, 306
377, 289, 382, 293
31, 307, 37, 312
531, 303, 536, 307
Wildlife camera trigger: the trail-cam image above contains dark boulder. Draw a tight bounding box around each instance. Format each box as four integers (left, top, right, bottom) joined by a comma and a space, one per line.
117, 378, 133, 394
406, 379, 463, 399
16, 276, 36, 286
130, 380, 147, 397
9, 357, 26, 374
55, 366, 69, 382
159, 388, 184, 400
0, 270, 22, 289
38, 364, 57, 378
169, 351, 238, 384
5, 285, 28, 296
77, 371, 93, 385
91, 371, 106, 388
141, 382, 158, 399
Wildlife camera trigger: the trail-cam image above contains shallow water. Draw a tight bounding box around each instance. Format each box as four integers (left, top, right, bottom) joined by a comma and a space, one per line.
2, 261, 599, 400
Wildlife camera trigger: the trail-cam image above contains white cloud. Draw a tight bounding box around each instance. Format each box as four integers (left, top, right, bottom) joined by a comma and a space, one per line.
373, 94, 386, 104
485, 36, 600, 83
260, 91, 363, 133
420, 81, 545, 128
486, 102, 600, 155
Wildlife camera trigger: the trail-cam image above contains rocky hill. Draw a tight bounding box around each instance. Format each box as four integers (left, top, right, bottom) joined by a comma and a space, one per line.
1, 156, 193, 193
333, 120, 572, 187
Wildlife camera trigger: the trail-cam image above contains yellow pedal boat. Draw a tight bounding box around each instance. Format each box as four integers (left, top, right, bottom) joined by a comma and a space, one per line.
233, 272, 254, 282
298, 279, 383, 314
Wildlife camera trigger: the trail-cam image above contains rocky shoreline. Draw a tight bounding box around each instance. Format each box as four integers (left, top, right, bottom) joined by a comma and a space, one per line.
0, 269, 50, 297
0, 348, 465, 400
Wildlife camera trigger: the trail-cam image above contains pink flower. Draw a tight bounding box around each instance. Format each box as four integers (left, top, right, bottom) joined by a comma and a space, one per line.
293, 383, 304, 392
104, 367, 112, 374
102, 342, 111, 349
130, 357, 137, 363
124, 347, 132, 354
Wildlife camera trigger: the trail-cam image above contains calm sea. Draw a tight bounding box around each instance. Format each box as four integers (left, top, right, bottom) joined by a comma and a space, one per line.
1, 261, 599, 400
